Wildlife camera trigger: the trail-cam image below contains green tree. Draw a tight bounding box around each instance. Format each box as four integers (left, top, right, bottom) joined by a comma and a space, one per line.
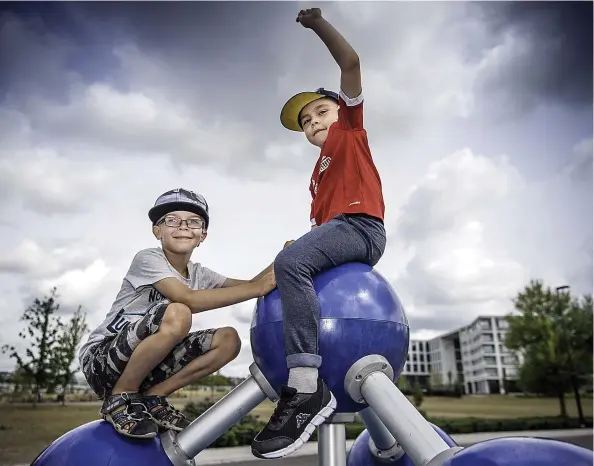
516, 347, 572, 415
1, 288, 64, 405
50, 305, 89, 405
505, 280, 593, 420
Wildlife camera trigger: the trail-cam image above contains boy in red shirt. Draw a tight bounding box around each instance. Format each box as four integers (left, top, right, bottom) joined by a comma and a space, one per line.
251, 8, 386, 459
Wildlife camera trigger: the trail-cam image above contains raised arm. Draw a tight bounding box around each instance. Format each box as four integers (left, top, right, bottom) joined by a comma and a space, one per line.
297, 8, 361, 99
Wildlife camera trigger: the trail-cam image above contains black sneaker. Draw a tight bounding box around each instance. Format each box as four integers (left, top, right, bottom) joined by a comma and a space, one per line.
143, 395, 191, 432
100, 392, 159, 439
251, 377, 336, 459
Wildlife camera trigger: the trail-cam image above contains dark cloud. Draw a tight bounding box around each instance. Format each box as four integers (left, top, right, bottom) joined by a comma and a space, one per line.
475, 1, 593, 113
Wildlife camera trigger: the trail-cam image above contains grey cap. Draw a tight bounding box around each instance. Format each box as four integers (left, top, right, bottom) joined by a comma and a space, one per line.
148, 188, 210, 229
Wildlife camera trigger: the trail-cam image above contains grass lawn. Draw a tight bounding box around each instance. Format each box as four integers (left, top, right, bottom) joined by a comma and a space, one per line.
1, 395, 590, 465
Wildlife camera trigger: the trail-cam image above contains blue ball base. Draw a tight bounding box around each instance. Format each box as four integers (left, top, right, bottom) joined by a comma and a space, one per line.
250, 262, 410, 414
347, 424, 458, 466
441, 437, 593, 466
32, 420, 173, 466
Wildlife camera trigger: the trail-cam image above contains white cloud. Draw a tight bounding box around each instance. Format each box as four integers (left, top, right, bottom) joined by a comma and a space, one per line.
38, 259, 112, 309
0, 147, 111, 214
387, 148, 530, 334
0, 239, 101, 278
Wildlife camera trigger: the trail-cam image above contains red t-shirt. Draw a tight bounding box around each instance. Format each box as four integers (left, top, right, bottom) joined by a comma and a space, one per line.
309, 94, 385, 227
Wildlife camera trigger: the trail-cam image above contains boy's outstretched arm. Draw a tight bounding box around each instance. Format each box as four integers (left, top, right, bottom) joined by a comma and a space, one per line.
221, 264, 272, 288
297, 8, 361, 99
153, 273, 275, 314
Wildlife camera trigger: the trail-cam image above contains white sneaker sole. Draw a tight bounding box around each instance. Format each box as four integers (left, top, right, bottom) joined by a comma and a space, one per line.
256, 392, 337, 459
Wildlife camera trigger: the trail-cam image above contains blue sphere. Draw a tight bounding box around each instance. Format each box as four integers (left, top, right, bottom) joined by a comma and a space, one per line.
347, 424, 458, 466
441, 437, 593, 466
250, 262, 409, 413
32, 420, 173, 466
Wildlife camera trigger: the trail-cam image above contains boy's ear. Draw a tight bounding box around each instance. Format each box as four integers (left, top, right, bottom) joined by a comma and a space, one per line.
196, 230, 208, 248
152, 224, 162, 240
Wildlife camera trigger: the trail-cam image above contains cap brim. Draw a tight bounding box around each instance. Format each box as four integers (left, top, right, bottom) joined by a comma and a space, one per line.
280, 92, 330, 132
148, 202, 209, 228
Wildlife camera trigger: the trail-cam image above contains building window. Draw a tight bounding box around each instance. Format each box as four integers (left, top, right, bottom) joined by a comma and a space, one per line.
482, 344, 496, 354
478, 319, 492, 330
412, 342, 417, 352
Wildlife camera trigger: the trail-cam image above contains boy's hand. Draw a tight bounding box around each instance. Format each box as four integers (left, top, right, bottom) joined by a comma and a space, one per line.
255, 269, 276, 296
296, 8, 322, 28
284, 240, 296, 248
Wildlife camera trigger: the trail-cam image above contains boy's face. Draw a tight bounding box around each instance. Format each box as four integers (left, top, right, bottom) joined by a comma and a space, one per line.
152, 210, 207, 254
300, 97, 339, 147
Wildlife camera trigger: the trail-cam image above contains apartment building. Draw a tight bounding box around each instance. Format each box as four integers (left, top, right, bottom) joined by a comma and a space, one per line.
457, 315, 519, 394
427, 330, 463, 389
400, 339, 432, 386
405, 315, 519, 395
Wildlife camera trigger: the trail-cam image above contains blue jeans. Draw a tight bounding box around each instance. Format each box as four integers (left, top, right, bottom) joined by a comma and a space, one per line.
273, 214, 387, 370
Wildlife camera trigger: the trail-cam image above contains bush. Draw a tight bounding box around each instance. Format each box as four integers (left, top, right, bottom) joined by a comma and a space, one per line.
424, 415, 593, 436
182, 398, 594, 448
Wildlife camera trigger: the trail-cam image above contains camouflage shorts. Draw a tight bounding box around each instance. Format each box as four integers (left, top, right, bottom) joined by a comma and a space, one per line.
82, 303, 217, 399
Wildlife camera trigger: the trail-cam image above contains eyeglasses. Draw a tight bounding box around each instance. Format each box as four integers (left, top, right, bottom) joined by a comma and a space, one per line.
159, 215, 205, 229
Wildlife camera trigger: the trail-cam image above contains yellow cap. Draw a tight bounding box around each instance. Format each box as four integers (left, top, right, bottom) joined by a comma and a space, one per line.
280, 88, 339, 132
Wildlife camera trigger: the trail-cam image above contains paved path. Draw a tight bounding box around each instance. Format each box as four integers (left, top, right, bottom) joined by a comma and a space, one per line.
190, 429, 593, 465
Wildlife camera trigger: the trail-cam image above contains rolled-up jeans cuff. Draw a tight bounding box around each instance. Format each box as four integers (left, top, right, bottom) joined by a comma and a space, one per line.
286, 353, 322, 369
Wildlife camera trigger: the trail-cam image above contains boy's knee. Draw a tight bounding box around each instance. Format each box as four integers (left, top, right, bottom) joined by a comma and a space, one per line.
274, 247, 298, 277
213, 326, 241, 360
161, 303, 192, 340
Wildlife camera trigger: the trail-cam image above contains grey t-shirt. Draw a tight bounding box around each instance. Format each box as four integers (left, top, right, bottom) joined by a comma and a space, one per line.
78, 247, 227, 364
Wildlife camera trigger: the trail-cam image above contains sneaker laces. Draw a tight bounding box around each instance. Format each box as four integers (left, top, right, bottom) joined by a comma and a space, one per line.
269, 387, 298, 424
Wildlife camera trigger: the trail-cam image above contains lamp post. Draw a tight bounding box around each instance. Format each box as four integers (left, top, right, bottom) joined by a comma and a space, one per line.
555, 285, 586, 426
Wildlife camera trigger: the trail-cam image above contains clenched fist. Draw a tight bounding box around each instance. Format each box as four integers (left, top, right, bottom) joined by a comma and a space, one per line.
296, 8, 322, 28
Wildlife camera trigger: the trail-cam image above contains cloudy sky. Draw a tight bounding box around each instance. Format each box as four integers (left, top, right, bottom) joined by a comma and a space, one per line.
0, 2, 591, 377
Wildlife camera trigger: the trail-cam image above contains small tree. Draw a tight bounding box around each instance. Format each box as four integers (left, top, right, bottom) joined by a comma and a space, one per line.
1, 288, 64, 405
396, 375, 410, 394
51, 305, 89, 405
412, 380, 424, 408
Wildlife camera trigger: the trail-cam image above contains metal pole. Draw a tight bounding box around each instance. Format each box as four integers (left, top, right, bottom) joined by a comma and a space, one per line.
359, 406, 397, 451
361, 371, 451, 466
176, 375, 266, 458
163, 363, 279, 465
318, 423, 347, 466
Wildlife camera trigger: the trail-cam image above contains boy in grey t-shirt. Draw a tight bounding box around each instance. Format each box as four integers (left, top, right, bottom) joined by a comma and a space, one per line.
79, 188, 276, 439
